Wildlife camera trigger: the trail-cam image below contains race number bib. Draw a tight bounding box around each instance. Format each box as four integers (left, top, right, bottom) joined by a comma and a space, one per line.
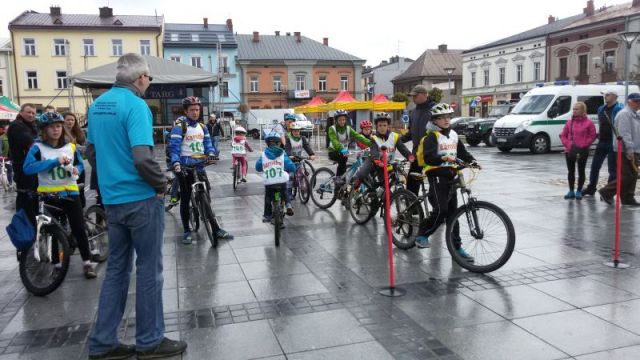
262, 153, 289, 185
231, 142, 246, 155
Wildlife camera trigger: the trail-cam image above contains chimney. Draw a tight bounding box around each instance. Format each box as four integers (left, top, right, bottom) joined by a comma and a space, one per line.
99, 6, 113, 18
584, 0, 594, 16
548, 15, 556, 24
50, 6, 61, 16
275, 31, 280, 36
438, 44, 448, 53
226, 18, 233, 32
252, 31, 259, 43
294, 32, 301, 42
633, 0, 640, 7
323, 37, 328, 46
203, 18, 208, 29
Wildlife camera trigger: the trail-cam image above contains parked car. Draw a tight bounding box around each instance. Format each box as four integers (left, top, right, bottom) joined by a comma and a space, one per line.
451, 117, 478, 134
465, 104, 514, 147
294, 113, 314, 139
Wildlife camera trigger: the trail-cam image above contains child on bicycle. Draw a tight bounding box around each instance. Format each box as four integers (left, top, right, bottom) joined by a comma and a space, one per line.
284, 123, 316, 212
169, 96, 233, 244
256, 131, 296, 222
231, 126, 253, 182
414, 103, 478, 261
327, 110, 371, 179
23, 112, 97, 279
357, 120, 373, 152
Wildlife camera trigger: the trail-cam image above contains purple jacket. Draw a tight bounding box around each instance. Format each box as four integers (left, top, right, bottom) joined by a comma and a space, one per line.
559, 115, 597, 151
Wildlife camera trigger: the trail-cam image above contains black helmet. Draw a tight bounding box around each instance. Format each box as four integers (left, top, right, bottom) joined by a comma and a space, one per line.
39, 112, 64, 129
182, 96, 201, 109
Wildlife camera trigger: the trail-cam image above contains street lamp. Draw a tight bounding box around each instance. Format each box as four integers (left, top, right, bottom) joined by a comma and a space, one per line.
444, 67, 456, 103
618, 31, 640, 99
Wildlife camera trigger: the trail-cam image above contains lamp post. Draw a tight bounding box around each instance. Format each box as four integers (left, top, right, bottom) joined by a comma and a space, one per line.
619, 31, 640, 99
444, 67, 456, 103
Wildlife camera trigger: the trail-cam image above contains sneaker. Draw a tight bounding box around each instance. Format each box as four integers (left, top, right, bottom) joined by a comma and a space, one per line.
415, 235, 430, 248
215, 229, 234, 240
169, 197, 178, 205
262, 216, 272, 223
89, 343, 136, 360
286, 204, 294, 216
575, 191, 583, 200
241, 177, 247, 183
136, 337, 187, 360
598, 189, 614, 205
84, 263, 97, 279
182, 232, 192, 245
456, 248, 475, 262
582, 185, 596, 196
564, 191, 575, 200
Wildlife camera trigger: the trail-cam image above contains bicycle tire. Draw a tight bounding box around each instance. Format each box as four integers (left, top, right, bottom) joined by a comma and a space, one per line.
233, 162, 239, 191
273, 199, 281, 247
302, 160, 315, 177
389, 189, 424, 250
198, 192, 218, 248
310, 167, 338, 209
189, 200, 200, 232
84, 205, 109, 263
446, 200, 515, 273
299, 173, 311, 204
347, 183, 378, 225
1, 173, 8, 192
19, 225, 70, 296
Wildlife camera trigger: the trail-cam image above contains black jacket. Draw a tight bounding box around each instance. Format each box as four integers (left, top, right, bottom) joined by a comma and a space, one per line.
7, 116, 37, 165
207, 121, 224, 137
421, 128, 474, 178
401, 100, 437, 152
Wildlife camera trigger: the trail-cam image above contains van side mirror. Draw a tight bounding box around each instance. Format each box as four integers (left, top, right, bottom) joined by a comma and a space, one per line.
547, 107, 558, 119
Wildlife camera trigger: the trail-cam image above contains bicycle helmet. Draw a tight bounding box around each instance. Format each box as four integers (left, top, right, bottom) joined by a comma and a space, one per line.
182, 96, 201, 109
374, 112, 391, 123
264, 130, 281, 143
430, 103, 454, 118
284, 113, 296, 121
289, 123, 303, 131
334, 109, 349, 119
234, 126, 247, 134
360, 120, 372, 129
39, 111, 65, 129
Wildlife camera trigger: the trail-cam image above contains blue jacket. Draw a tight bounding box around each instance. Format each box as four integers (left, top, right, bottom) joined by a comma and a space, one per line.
169, 117, 215, 168
23, 139, 85, 196
255, 146, 296, 174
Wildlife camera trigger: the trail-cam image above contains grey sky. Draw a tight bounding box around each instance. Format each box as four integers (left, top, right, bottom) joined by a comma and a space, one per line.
3, 0, 632, 66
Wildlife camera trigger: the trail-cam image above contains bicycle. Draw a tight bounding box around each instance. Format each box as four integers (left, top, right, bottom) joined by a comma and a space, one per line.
232, 156, 243, 191
0, 157, 14, 192
178, 157, 218, 248
164, 171, 180, 212
290, 156, 312, 204
310, 149, 365, 209
17, 190, 109, 296
389, 160, 515, 273
271, 187, 286, 247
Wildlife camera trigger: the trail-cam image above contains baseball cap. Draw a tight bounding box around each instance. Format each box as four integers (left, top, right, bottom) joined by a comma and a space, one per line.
409, 85, 428, 96
628, 92, 640, 101
601, 89, 618, 96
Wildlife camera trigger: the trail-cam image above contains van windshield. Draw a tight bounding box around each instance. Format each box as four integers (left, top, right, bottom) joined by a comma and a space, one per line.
511, 95, 555, 115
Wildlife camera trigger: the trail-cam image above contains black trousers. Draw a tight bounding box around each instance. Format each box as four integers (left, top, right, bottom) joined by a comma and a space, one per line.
48, 196, 92, 262
600, 154, 639, 202
406, 160, 423, 196
328, 151, 348, 177
418, 177, 461, 248
264, 183, 287, 218
13, 166, 38, 224
566, 150, 589, 192
178, 170, 217, 233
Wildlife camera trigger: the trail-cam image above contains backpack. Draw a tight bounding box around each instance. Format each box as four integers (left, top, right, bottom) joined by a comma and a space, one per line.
6, 209, 35, 251
415, 132, 436, 168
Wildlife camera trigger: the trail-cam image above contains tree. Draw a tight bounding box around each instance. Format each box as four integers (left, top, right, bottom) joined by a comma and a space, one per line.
428, 87, 443, 103
391, 92, 409, 104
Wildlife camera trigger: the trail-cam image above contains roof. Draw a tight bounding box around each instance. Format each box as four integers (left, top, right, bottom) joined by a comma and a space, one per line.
70, 55, 217, 89
236, 34, 363, 62
366, 56, 415, 72
393, 48, 463, 82
464, 13, 586, 54
0, 38, 11, 51
164, 23, 237, 47
9, 10, 162, 30
560, 3, 638, 31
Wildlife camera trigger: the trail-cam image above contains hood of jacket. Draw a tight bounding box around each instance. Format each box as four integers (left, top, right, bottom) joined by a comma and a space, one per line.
264, 145, 285, 159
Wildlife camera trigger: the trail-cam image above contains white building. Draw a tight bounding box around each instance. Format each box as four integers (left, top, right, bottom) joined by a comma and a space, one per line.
0, 38, 16, 100
362, 56, 414, 99
461, 14, 584, 117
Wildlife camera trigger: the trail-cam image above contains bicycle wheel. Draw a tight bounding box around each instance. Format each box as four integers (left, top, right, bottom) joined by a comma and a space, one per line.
348, 183, 378, 225
197, 192, 218, 248
273, 199, 281, 247
298, 173, 311, 204
302, 160, 315, 177
189, 200, 200, 232
1, 173, 8, 191
19, 226, 70, 296
389, 189, 424, 250
232, 162, 239, 191
310, 167, 338, 209
446, 200, 515, 273
84, 205, 109, 263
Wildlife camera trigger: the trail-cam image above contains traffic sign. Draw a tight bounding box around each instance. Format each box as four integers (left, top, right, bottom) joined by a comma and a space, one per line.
470, 100, 477, 107
474, 96, 482, 102
401, 114, 410, 123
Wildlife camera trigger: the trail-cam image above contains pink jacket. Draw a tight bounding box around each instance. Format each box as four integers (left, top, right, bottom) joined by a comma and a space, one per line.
559, 115, 597, 151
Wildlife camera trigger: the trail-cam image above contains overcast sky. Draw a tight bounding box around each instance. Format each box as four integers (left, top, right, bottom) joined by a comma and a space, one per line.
2, 0, 633, 66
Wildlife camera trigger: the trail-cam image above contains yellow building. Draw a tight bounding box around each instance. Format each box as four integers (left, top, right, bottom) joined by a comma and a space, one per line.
9, 6, 163, 115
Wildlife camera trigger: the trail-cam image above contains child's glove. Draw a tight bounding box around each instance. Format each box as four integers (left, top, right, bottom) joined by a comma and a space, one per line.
339, 148, 348, 156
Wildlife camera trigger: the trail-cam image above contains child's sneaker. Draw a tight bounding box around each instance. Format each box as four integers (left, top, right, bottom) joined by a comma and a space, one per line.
241, 177, 247, 183
182, 232, 192, 245
564, 191, 575, 200
456, 248, 475, 262
415, 235, 430, 248
262, 215, 272, 223
575, 191, 583, 200
286, 204, 294, 216
169, 197, 178, 205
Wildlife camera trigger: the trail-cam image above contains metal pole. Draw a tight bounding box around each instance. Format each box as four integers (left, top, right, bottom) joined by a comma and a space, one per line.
624, 43, 631, 100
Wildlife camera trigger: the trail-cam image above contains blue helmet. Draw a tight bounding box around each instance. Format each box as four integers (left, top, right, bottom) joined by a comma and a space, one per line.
264, 130, 281, 143
284, 113, 296, 121
334, 109, 349, 119
39, 111, 64, 129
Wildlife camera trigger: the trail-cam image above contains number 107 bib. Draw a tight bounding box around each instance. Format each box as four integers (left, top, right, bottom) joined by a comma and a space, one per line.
261, 153, 289, 185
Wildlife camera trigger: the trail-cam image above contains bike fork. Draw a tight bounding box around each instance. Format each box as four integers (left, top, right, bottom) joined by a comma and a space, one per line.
464, 199, 484, 239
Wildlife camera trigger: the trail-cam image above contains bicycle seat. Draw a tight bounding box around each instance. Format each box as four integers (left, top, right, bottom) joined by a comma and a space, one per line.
409, 172, 426, 180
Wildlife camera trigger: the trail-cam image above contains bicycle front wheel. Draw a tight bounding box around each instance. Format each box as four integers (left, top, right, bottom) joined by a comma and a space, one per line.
84, 205, 109, 263
189, 198, 200, 232
273, 200, 282, 247
302, 160, 315, 177
347, 183, 378, 225
310, 167, 338, 209
389, 189, 424, 250
298, 173, 311, 204
19, 226, 70, 296
232, 162, 239, 191
197, 192, 218, 248
446, 200, 515, 273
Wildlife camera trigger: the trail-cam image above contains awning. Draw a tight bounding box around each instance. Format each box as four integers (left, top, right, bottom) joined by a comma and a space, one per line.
70, 55, 218, 89
293, 96, 326, 113
371, 93, 406, 111
0, 96, 20, 112
0, 104, 17, 120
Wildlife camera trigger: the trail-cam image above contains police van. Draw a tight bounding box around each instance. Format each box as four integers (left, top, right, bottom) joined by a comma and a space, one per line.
492, 83, 639, 154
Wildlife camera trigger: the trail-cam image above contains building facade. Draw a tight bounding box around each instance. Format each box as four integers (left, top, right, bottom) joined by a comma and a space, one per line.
9, 6, 163, 114
163, 19, 240, 118
236, 32, 365, 110
0, 39, 16, 100
362, 56, 414, 100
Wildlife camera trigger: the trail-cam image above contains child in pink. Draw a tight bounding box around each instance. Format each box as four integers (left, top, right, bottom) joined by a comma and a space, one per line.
231, 126, 253, 182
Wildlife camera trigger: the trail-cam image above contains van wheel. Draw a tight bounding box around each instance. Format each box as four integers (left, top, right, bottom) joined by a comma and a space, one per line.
467, 138, 481, 146
498, 146, 512, 153
484, 133, 495, 147
529, 133, 550, 154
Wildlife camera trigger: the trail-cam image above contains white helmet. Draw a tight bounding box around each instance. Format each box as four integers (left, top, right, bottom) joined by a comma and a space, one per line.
234, 126, 247, 134
289, 123, 304, 130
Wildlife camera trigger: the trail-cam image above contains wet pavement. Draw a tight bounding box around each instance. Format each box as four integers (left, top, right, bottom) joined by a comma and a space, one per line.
0, 139, 639, 359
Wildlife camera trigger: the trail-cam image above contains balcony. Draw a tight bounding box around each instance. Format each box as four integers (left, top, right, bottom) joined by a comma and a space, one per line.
600, 70, 618, 83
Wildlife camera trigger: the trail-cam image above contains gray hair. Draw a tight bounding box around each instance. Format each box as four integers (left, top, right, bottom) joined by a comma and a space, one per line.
115, 53, 150, 83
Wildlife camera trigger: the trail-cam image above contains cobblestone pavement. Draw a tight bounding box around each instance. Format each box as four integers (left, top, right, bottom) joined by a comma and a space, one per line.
0, 139, 639, 359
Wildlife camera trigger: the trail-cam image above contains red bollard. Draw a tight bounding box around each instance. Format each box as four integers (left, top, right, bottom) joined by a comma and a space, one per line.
605, 137, 629, 269
378, 147, 406, 297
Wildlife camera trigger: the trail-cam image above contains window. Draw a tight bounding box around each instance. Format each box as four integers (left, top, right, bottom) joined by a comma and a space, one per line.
578, 96, 604, 115
83, 39, 95, 56
551, 96, 572, 117
221, 81, 229, 97
499, 68, 505, 85
0, 79, 3, 96
24, 38, 36, 56
534, 62, 541, 81
26, 71, 38, 89
250, 76, 259, 92
578, 54, 588, 76
340, 75, 348, 91
112, 39, 123, 56
139, 40, 151, 55
318, 75, 327, 92
516, 64, 523, 83
171, 33, 178, 41
604, 50, 616, 72
272, 76, 282, 92
56, 71, 67, 89
483, 70, 489, 86
471, 72, 476, 88
296, 75, 306, 91
191, 56, 202, 68
219, 57, 228, 73
559, 58, 568, 79
170, 55, 181, 63
191, 34, 199, 42
53, 39, 66, 56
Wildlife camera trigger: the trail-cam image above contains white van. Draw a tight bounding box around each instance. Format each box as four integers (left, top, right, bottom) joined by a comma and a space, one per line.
492, 83, 639, 154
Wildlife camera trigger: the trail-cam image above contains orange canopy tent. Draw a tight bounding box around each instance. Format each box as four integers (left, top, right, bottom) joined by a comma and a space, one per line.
371, 93, 406, 111
294, 91, 371, 113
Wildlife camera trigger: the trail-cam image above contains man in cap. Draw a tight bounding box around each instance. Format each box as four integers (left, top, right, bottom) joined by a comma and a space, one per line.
583, 90, 623, 195
599, 92, 640, 206
401, 84, 436, 195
